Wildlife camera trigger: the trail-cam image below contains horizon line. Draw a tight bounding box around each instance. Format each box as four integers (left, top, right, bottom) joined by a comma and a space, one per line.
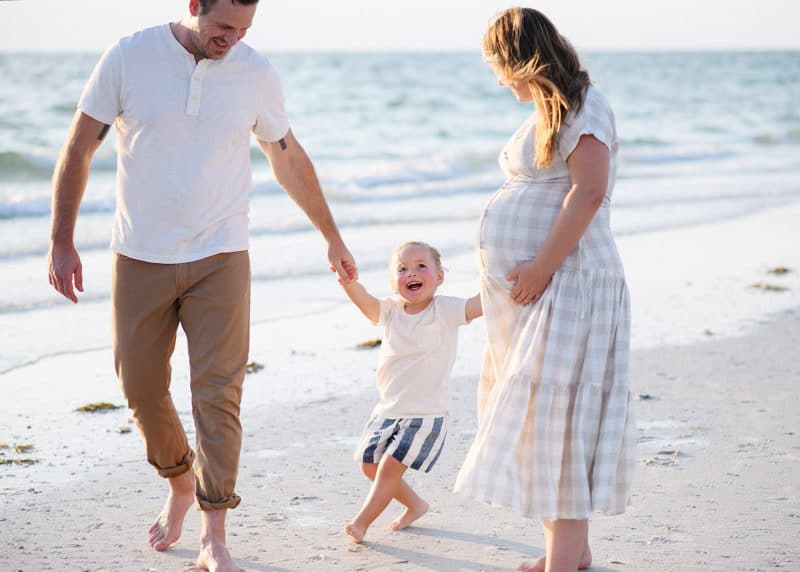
1, 47, 799, 55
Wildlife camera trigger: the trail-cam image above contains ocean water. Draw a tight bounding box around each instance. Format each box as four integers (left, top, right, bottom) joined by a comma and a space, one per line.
1, 51, 799, 370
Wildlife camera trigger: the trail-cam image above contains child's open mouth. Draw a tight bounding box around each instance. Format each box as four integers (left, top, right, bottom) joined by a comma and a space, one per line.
407, 281, 423, 291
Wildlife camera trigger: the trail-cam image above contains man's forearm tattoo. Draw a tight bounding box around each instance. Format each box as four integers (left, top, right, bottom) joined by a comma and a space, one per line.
97, 124, 111, 141
278, 138, 287, 151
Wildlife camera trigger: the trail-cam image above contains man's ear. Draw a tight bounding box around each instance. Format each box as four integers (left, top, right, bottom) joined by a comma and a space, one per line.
189, 0, 201, 17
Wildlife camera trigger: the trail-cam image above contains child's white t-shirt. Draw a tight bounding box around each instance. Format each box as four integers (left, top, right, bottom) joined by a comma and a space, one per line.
373, 295, 469, 419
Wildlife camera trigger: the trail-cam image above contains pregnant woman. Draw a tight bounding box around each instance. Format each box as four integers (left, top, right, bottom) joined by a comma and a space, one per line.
454, 8, 636, 572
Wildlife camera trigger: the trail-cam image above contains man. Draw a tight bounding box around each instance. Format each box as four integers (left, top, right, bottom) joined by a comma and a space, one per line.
47, 0, 357, 569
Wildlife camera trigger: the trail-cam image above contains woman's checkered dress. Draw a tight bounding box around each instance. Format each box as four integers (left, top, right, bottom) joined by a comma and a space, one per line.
454, 87, 636, 520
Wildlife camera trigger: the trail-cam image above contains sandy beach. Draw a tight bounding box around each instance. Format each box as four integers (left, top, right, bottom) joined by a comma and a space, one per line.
2, 197, 799, 571
1, 311, 798, 571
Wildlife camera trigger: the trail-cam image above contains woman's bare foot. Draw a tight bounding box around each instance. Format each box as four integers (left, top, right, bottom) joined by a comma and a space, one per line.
345, 522, 367, 544
388, 499, 429, 531
197, 540, 241, 572
517, 544, 592, 571
147, 470, 195, 551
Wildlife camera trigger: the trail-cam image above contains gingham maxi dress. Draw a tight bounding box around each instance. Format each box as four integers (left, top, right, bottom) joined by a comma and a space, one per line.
454, 87, 636, 520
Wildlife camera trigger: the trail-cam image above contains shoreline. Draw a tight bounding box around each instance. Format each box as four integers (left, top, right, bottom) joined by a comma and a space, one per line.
2, 307, 798, 571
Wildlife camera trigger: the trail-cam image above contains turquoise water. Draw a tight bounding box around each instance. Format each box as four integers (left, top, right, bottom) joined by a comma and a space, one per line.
0, 50, 799, 305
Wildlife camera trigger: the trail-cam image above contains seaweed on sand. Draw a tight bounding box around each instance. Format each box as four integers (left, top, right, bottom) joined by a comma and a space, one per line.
0, 458, 40, 466
0, 443, 41, 466
246, 361, 264, 374
751, 282, 789, 292
75, 402, 123, 412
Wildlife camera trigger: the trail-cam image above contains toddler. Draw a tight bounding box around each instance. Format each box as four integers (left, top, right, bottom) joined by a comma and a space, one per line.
339, 241, 482, 543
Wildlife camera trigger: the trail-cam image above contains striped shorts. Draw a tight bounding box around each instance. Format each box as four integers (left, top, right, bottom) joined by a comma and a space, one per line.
354, 415, 447, 473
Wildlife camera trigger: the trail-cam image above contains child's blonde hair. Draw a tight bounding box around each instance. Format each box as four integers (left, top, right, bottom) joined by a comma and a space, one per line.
389, 241, 443, 271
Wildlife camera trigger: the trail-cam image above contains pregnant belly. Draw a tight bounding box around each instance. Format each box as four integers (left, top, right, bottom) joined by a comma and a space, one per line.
477, 179, 565, 276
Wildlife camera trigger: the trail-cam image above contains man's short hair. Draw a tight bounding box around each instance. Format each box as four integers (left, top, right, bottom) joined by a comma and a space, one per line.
198, 0, 259, 15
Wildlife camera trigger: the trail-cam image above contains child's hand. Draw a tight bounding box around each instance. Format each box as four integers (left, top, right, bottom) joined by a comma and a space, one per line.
332, 258, 358, 283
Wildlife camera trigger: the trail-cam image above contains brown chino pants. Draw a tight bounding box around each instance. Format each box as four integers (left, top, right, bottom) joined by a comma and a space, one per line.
111, 251, 250, 510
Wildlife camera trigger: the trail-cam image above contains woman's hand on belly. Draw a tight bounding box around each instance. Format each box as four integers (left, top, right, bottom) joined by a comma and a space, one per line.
507, 259, 552, 305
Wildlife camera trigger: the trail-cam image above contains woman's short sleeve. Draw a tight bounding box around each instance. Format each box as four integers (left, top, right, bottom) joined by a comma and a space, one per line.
558, 88, 616, 161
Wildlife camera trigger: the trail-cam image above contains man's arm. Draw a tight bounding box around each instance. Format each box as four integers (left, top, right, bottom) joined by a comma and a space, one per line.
47, 111, 109, 303
340, 280, 381, 323
258, 129, 357, 283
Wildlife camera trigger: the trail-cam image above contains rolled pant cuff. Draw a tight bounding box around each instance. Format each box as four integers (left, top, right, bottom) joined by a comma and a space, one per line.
196, 493, 242, 511
151, 450, 195, 479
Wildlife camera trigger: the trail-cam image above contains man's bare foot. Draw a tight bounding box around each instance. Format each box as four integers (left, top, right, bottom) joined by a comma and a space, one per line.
388, 499, 429, 531
147, 470, 195, 551
197, 540, 241, 572
517, 544, 593, 571
345, 522, 366, 544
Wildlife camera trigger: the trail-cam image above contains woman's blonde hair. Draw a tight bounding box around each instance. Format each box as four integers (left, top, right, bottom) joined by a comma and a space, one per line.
483, 7, 591, 168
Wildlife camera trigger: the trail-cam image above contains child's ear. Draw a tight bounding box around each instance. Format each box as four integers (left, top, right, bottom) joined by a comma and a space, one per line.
436, 268, 444, 286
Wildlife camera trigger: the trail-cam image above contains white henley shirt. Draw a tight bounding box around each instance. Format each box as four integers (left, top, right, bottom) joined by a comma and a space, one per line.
78, 24, 290, 263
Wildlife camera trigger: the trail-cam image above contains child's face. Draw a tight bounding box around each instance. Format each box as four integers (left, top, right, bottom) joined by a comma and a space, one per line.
391, 245, 444, 305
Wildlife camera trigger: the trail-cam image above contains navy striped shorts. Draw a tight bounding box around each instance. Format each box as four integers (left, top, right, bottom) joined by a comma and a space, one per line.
354, 415, 447, 473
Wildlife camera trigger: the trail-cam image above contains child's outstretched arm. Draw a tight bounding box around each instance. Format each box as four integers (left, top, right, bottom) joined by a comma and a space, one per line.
465, 293, 483, 322
341, 279, 381, 323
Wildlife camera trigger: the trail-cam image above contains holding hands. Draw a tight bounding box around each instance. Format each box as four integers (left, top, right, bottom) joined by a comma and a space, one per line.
328, 239, 358, 284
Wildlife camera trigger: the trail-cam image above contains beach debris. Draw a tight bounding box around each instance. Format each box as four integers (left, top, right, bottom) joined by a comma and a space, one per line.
635, 393, 655, 401
75, 402, 123, 413
703, 329, 714, 336
118, 425, 132, 434
263, 513, 288, 523
767, 266, 790, 275
290, 495, 321, 505
641, 450, 682, 466
647, 535, 675, 545
356, 338, 382, 350
750, 282, 789, 292
0, 458, 40, 466
246, 361, 264, 374
656, 449, 682, 456
0, 443, 42, 466
296, 396, 336, 409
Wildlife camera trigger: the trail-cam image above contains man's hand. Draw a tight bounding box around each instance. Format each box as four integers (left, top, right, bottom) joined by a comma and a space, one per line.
329, 240, 358, 284
48, 241, 84, 303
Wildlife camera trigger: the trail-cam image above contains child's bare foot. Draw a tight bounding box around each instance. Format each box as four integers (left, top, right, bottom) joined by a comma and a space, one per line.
345, 522, 367, 544
516, 544, 592, 571
148, 470, 195, 551
387, 499, 429, 531
197, 540, 241, 572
